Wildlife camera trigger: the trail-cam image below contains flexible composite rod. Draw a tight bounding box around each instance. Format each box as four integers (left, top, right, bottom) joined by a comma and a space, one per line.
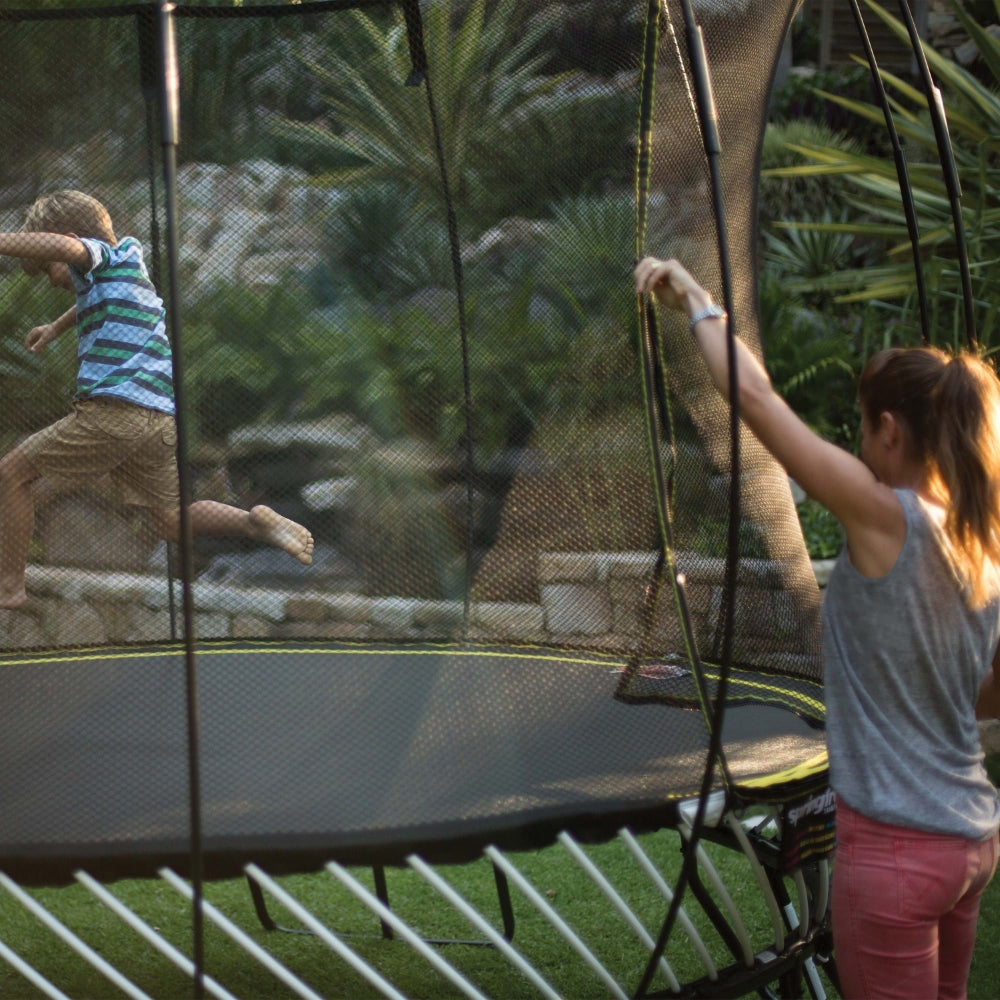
633, 0, 744, 992
847, 0, 931, 343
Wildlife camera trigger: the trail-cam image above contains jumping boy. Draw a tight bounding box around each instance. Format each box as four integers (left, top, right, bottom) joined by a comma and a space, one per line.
0, 189, 313, 609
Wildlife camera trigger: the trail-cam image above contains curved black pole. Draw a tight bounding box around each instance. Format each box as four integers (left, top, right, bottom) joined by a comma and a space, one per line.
400, 0, 428, 86
137, 4, 182, 639
633, 1, 743, 993
623, 0, 716, 742
847, 0, 930, 343
409, 8, 477, 635
157, 3, 205, 996
895, 0, 977, 349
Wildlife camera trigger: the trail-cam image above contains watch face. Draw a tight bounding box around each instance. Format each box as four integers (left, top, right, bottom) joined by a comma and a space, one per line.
690, 304, 726, 330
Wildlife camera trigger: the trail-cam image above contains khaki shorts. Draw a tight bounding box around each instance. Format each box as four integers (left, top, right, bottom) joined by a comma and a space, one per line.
19, 397, 180, 509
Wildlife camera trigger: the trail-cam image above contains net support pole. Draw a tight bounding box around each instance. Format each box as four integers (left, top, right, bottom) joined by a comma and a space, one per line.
634, 5, 739, 994
847, 0, 930, 343
894, 0, 977, 349
156, 3, 205, 996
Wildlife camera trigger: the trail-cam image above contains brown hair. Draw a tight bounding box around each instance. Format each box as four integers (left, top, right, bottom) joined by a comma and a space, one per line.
860, 345, 1000, 607
22, 190, 115, 242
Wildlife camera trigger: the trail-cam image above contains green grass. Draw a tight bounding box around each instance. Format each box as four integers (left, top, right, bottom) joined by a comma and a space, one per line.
0, 828, 996, 999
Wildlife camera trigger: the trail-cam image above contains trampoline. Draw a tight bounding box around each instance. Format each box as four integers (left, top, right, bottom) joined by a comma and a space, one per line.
0, 640, 826, 885
0, 0, 970, 996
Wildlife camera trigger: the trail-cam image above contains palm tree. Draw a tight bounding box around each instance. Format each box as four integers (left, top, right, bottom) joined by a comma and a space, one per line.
267, 0, 567, 227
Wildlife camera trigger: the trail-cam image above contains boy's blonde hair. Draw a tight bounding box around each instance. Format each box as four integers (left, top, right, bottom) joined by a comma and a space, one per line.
23, 190, 115, 242
20, 189, 116, 277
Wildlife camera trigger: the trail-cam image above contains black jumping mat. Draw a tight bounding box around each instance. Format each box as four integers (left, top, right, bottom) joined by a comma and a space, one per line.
0, 640, 825, 884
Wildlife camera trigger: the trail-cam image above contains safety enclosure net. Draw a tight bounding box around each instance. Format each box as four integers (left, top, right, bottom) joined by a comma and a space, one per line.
0, 0, 826, 886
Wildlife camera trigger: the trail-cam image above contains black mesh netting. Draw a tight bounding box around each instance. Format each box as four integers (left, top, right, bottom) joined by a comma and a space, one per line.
0, 0, 826, 884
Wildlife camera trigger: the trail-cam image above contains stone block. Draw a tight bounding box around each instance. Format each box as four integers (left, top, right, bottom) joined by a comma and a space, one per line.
325, 594, 375, 624
538, 552, 602, 584
980, 720, 1000, 754
285, 597, 331, 622
129, 605, 175, 643
606, 551, 658, 578
190, 582, 286, 621
541, 583, 612, 636
232, 615, 272, 639
194, 613, 231, 640
470, 602, 545, 640
609, 577, 645, 635
0, 609, 45, 650
272, 619, 370, 641
90, 600, 139, 644
45, 602, 106, 647
411, 600, 465, 632
370, 598, 417, 631
812, 560, 836, 587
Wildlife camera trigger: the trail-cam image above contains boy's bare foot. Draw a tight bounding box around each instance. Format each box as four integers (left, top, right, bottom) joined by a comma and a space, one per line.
248, 505, 314, 565
0, 580, 28, 610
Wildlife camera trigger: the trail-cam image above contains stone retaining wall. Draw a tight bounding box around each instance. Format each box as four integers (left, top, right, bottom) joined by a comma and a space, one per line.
6, 552, 998, 753
5, 551, 830, 653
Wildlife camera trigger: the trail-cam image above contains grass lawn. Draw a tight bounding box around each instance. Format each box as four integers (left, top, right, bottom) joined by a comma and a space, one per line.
0, 826, 996, 999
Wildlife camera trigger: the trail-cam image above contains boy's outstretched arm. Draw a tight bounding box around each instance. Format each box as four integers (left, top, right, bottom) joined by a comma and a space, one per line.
0, 231, 90, 269
26, 306, 76, 354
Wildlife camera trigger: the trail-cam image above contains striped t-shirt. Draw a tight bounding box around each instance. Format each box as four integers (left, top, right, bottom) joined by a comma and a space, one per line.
70, 237, 175, 415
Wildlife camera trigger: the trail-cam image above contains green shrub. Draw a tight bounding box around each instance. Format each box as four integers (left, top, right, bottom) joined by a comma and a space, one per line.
768, 63, 884, 151
0, 272, 79, 449
759, 120, 866, 234
797, 497, 843, 560
762, 0, 1000, 353
757, 269, 861, 448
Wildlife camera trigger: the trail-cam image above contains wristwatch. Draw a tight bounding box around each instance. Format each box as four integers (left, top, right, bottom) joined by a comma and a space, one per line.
688, 303, 727, 333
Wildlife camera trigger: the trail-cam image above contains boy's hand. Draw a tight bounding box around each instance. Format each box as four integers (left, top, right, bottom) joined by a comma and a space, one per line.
25, 323, 59, 354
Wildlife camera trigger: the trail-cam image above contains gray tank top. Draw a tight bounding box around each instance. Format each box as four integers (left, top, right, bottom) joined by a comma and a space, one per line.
822, 488, 1000, 839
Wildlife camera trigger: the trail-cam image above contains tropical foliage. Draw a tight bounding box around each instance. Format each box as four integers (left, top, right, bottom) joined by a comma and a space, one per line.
267, 0, 636, 230
763, 0, 1000, 354
0, 274, 78, 448
268, 1, 561, 228
0, 12, 139, 191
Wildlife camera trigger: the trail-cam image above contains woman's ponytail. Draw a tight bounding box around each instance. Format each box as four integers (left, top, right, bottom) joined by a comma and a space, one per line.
860, 346, 1000, 607
929, 355, 1000, 606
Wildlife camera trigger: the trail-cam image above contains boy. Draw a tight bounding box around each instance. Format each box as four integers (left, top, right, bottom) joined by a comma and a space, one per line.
0, 189, 313, 609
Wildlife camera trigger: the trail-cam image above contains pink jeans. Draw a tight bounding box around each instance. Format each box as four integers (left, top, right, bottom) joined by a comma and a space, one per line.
832, 797, 998, 1000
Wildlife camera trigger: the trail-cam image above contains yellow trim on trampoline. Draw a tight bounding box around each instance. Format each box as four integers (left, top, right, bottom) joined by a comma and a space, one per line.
737, 750, 829, 790
0, 641, 628, 672
0, 643, 825, 728
700, 666, 825, 718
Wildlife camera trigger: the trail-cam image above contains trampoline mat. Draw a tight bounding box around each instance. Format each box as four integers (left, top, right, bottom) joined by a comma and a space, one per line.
0, 641, 826, 884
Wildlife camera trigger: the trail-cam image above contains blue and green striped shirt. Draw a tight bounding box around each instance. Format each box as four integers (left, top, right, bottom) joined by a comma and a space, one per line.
71, 237, 175, 415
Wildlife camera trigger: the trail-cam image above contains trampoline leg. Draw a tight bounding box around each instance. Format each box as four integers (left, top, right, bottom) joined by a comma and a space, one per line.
246, 861, 515, 946
244, 873, 311, 936
374, 862, 515, 946
812, 929, 841, 999
682, 847, 745, 966
244, 866, 400, 939
247, 873, 277, 931
372, 865, 394, 940
493, 863, 515, 942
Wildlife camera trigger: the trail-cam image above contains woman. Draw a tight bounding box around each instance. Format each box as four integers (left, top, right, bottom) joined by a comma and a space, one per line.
634, 256, 1000, 1000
